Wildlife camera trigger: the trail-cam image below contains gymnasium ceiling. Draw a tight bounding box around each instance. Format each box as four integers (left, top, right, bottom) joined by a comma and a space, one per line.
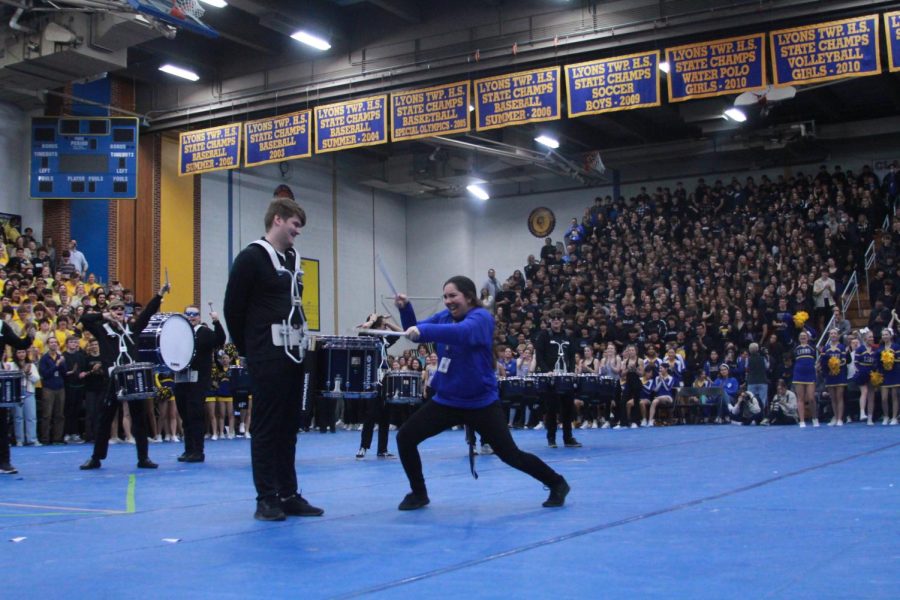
3, 0, 900, 197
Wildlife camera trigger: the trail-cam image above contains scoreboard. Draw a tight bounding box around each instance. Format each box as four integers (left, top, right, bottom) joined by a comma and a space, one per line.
30, 117, 139, 200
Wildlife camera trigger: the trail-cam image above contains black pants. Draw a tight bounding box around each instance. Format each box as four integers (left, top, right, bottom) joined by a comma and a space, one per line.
83, 389, 104, 443
175, 380, 208, 456
0, 407, 10, 465
248, 357, 304, 501
64, 384, 84, 436
618, 381, 641, 426
91, 383, 149, 462
359, 390, 391, 453
396, 400, 562, 496
543, 392, 575, 442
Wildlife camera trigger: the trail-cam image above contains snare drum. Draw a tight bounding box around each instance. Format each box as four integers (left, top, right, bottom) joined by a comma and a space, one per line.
383, 371, 423, 404
577, 374, 618, 403
499, 377, 527, 406
313, 336, 381, 399
551, 373, 577, 394
138, 313, 196, 372
0, 369, 23, 408
113, 363, 156, 401
229, 365, 253, 394
524, 374, 552, 399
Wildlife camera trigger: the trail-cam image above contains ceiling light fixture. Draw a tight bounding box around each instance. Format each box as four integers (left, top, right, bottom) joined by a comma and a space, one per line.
659, 61, 670, 74
466, 183, 489, 201
159, 64, 199, 81
535, 135, 560, 149
724, 107, 747, 122
198, 0, 227, 7
291, 30, 332, 51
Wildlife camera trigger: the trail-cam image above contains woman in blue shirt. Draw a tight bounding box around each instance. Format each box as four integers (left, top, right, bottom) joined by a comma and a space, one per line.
395, 276, 569, 511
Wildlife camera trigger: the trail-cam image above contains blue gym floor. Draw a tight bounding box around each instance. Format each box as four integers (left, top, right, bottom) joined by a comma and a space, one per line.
1, 424, 898, 599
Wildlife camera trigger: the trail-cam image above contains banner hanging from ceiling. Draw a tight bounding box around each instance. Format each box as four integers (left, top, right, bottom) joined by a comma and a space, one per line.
244, 110, 312, 168
315, 95, 388, 154
666, 33, 766, 102
770, 14, 881, 86
391, 81, 470, 142
179, 123, 241, 176
884, 12, 900, 72
474, 66, 561, 132
565, 50, 661, 117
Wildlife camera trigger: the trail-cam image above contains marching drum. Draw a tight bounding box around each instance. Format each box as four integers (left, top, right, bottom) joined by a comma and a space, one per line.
113, 363, 156, 401
384, 371, 423, 405
138, 313, 196, 372
551, 373, 578, 394
577, 374, 619, 404
229, 364, 253, 411
313, 336, 381, 399
0, 370, 23, 408
524, 374, 552, 399
499, 377, 527, 406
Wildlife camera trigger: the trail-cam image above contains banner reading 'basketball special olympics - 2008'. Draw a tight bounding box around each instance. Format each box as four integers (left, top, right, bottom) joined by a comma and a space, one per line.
391, 81, 470, 142
770, 14, 881, 86
474, 67, 560, 132
666, 33, 767, 102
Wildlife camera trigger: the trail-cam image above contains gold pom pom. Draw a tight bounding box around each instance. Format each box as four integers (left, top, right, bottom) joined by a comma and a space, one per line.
870, 371, 884, 387
828, 356, 841, 376
793, 311, 809, 329
882, 349, 895, 371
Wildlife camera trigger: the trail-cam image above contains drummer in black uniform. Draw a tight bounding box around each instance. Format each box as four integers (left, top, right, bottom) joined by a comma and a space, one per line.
224, 191, 324, 522
356, 313, 402, 459
534, 309, 582, 448
0, 321, 34, 475
175, 305, 225, 463
79, 285, 170, 471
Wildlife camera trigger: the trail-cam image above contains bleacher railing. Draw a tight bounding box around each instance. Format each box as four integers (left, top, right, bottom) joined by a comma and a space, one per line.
817, 269, 861, 348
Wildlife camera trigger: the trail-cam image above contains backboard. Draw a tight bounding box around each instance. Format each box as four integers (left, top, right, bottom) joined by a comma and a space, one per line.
127, 0, 219, 38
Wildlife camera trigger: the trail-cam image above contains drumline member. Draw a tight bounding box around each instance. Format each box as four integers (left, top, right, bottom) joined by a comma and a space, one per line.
0, 321, 34, 474
394, 276, 570, 511
79, 287, 170, 471
174, 305, 225, 463
356, 313, 402, 459
534, 309, 582, 448
223, 193, 324, 522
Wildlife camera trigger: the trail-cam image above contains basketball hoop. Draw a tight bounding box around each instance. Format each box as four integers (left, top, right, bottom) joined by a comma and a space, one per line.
170, 0, 204, 20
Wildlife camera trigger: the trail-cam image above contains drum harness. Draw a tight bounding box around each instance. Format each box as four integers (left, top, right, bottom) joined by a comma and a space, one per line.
551, 340, 570, 373
251, 239, 308, 365
103, 321, 135, 369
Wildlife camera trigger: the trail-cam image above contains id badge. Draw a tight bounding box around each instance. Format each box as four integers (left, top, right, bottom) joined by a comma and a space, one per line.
438, 357, 451, 373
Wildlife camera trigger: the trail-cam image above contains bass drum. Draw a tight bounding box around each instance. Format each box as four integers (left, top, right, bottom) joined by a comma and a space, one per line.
138, 313, 196, 372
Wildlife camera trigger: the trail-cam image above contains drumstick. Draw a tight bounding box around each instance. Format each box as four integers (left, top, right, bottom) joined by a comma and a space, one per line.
358, 328, 405, 337
375, 254, 399, 297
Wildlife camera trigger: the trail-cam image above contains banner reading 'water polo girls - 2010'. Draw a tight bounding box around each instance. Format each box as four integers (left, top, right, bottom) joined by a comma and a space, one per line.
179, 124, 241, 176
315, 95, 388, 154
770, 14, 881, 86
244, 110, 312, 168
666, 33, 766, 102
474, 66, 560, 132
565, 50, 661, 117
884, 12, 900, 72
391, 81, 470, 142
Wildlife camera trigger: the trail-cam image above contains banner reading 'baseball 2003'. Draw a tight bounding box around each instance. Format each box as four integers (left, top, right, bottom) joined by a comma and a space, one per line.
244, 110, 311, 168
391, 81, 470, 142
179, 124, 241, 176
666, 33, 766, 102
770, 14, 881, 85
474, 67, 560, 132
315, 95, 388, 154
565, 51, 661, 117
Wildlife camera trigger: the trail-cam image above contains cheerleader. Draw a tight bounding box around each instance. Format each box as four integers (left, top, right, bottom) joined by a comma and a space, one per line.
819, 328, 849, 426
854, 330, 877, 426
636, 365, 655, 427
215, 352, 235, 439
647, 363, 676, 426
877, 327, 899, 425
792, 331, 819, 427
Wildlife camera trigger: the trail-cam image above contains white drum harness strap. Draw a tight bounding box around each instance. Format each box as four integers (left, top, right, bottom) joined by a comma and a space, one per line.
251, 239, 308, 364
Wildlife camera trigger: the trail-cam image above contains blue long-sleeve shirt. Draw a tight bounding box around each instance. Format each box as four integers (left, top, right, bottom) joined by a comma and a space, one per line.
400, 302, 498, 409
38, 352, 66, 390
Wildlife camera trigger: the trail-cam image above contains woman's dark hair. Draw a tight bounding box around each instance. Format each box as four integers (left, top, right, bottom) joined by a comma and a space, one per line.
443, 275, 482, 308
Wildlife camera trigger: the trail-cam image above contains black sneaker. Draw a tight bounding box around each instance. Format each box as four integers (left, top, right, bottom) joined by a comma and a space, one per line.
79, 457, 101, 470
255, 498, 286, 521
176, 453, 190, 462
547, 439, 558, 448
564, 438, 583, 448
398, 492, 430, 511
137, 458, 158, 469
281, 494, 324, 517
0, 462, 18, 474
376, 451, 395, 459
356, 448, 367, 459
183, 454, 205, 463
542, 477, 570, 508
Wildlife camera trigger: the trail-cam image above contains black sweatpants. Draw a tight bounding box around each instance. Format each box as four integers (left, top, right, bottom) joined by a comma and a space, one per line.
359, 389, 391, 453
396, 399, 562, 496
175, 380, 209, 456
91, 382, 149, 462
0, 407, 10, 465
63, 384, 84, 436
247, 357, 304, 501
543, 392, 575, 443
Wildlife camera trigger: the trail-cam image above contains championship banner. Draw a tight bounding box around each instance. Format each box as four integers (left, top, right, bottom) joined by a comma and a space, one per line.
884, 12, 900, 72
244, 110, 311, 168
391, 81, 470, 142
179, 124, 241, 176
665, 33, 766, 102
474, 66, 560, 132
770, 14, 880, 86
565, 51, 660, 117
315, 95, 387, 154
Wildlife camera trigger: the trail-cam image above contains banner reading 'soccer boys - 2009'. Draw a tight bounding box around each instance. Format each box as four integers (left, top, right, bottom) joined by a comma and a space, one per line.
770, 14, 880, 85
666, 33, 766, 102
475, 67, 560, 132
565, 51, 660, 117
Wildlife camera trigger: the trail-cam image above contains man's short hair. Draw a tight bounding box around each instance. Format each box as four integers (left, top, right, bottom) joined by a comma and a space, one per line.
264, 197, 306, 231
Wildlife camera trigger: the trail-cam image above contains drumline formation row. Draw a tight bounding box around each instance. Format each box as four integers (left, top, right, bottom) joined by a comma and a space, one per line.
498, 374, 620, 406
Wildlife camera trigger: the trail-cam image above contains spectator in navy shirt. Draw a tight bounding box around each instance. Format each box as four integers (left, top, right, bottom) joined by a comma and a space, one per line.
38, 337, 67, 444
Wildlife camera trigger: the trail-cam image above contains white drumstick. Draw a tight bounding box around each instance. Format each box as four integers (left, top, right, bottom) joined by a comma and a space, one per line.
358, 328, 405, 337
375, 254, 399, 297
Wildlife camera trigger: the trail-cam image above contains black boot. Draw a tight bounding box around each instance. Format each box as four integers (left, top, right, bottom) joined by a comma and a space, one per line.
398, 491, 430, 511
542, 477, 570, 508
